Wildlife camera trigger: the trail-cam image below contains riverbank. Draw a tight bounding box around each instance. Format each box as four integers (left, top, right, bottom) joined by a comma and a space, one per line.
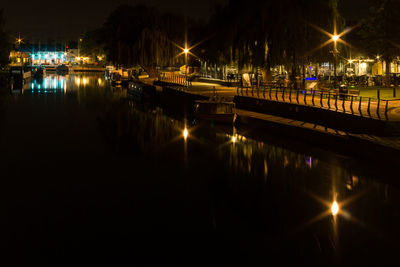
157, 83, 400, 168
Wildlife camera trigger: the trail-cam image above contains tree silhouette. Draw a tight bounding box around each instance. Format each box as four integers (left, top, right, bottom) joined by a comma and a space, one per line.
358, 0, 400, 91
0, 8, 10, 67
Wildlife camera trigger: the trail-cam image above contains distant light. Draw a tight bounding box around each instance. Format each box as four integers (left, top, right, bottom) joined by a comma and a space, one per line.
231, 136, 236, 143
331, 201, 339, 216
184, 48, 189, 54
183, 128, 188, 140
332, 35, 339, 42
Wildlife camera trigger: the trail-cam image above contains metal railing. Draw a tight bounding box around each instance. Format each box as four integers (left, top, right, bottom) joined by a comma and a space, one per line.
158, 72, 192, 87
237, 86, 400, 121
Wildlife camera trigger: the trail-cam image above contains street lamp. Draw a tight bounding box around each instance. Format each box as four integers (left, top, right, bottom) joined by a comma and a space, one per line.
184, 48, 189, 78
332, 35, 339, 88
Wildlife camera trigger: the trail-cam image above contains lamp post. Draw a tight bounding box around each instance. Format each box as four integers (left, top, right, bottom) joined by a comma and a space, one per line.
332, 35, 339, 88
184, 48, 189, 80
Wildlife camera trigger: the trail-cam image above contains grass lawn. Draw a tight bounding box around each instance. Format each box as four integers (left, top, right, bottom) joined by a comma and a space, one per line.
350, 86, 400, 99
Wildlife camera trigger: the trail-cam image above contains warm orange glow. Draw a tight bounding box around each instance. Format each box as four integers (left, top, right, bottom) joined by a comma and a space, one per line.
332, 35, 339, 42
231, 136, 236, 143
183, 128, 188, 140
184, 48, 189, 54
331, 201, 339, 216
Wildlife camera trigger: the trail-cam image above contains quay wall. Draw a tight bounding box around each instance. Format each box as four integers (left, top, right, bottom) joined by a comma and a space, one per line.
236, 113, 400, 167
234, 95, 396, 136
161, 86, 208, 118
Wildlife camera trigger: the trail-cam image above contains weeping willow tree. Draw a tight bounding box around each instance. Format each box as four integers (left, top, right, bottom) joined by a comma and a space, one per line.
358, 0, 400, 90
134, 28, 177, 77
204, 0, 343, 85
99, 5, 184, 77
0, 8, 10, 67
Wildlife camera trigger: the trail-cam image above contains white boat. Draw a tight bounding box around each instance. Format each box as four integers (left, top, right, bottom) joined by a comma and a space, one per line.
194, 97, 237, 124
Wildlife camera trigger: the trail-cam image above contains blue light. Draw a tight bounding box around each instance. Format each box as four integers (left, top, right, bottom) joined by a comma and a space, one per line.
305, 77, 318, 81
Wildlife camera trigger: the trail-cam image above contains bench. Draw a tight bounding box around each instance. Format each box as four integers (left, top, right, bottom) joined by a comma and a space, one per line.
349, 89, 360, 96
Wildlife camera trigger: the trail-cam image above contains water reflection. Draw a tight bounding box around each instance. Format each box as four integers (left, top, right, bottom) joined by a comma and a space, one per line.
30, 75, 67, 93
2, 73, 400, 265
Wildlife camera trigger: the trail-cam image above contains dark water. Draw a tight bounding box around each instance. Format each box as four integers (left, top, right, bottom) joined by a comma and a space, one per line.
0, 74, 399, 266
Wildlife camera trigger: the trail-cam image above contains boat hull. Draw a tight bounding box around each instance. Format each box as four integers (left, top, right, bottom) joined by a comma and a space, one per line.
195, 113, 237, 124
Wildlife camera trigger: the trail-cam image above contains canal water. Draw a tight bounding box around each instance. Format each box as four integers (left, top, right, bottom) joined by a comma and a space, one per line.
0, 74, 399, 266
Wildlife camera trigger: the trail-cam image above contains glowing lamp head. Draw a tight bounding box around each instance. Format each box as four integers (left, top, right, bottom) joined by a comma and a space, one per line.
231, 136, 236, 143
184, 48, 189, 54
331, 201, 339, 216
332, 35, 339, 42
183, 128, 188, 140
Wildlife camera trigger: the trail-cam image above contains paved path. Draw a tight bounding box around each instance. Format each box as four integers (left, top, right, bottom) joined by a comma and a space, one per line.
185, 84, 400, 122
148, 79, 400, 121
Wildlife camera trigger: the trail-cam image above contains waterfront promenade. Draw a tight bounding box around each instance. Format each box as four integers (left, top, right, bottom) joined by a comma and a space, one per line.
157, 80, 400, 122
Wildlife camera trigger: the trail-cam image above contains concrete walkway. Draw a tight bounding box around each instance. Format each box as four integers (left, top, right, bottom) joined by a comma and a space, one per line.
173, 82, 400, 122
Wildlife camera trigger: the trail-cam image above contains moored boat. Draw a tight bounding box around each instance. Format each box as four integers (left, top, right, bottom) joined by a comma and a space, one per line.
33, 66, 46, 80
194, 97, 237, 124
56, 64, 69, 75
127, 81, 157, 101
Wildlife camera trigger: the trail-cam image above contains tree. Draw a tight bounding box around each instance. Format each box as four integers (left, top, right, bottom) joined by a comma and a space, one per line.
0, 8, 11, 67
80, 29, 106, 63
359, 0, 400, 92
203, 0, 342, 87
99, 5, 185, 77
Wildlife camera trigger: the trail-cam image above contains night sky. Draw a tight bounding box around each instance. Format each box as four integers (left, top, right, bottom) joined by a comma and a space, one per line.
2, 0, 227, 41
2, 0, 372, 41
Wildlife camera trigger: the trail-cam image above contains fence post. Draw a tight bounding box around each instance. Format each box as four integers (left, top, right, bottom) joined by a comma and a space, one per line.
275, 86, 278, 101
350, 95, 354, 114
335, 94, 338, 111
359, 96, 362, 115
263, 87, 266, 99
385, 100, 389, 117
312, 91, 315, 106
377, 99, 381, 116
320, 93, 323, 107
296, 89, 299, 104
367, 98, 371, 115
342, 95, 346, 112
328, 92, 331, 109
289, 88, 292, 103
282, 87, 285, 102
304, 89, 307, 105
